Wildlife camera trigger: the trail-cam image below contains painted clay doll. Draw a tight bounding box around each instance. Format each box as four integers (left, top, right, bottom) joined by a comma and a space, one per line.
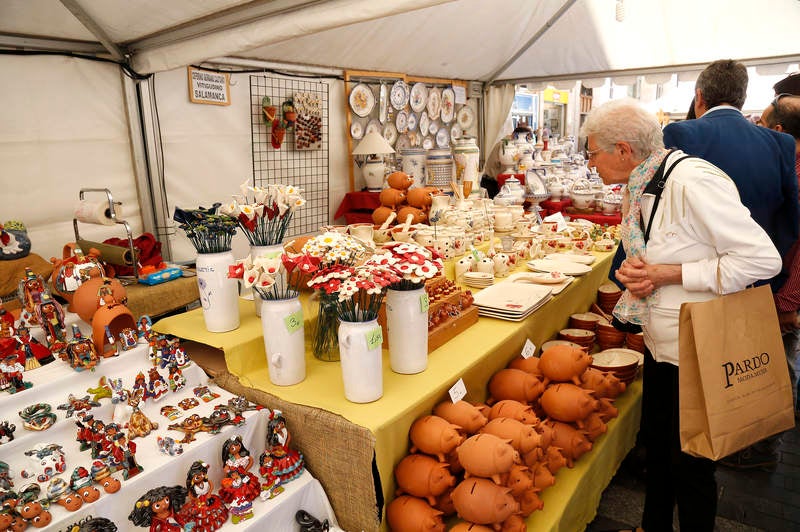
109, 431, 143, 480
34, 295, 66, 351
12, 325, 54, 369
62, 325, 100, 372
138, 315, 153, 340
17, 268, 48, 326
128, 485, 191, 532
91, 460, 122, 494
218, 469, 260, 524
146, 367, 169, 402
180, 461, 228, 531
221, 436, 259, 477
263, 410, 305, 484
0, 354, 31, 394
168, 365, 186, 393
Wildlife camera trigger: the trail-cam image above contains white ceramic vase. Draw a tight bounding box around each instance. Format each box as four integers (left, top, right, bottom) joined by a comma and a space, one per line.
261, 297, 306, 386
250, 243, 284, 317
386, 287, 428, 374
196, 250, 240, 333
338, 318, 383, 403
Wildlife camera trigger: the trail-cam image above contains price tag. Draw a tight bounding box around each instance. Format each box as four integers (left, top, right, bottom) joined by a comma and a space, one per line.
453, 85, 467, 104
449, 378, 467, 403
521, 338, 536, 359
284, 310, 303, 333
366, 327, 383, 351
420, 293, 430, 313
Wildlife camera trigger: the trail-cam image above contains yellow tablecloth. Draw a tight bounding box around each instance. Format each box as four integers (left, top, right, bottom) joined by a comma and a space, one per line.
155, 251, 642, 531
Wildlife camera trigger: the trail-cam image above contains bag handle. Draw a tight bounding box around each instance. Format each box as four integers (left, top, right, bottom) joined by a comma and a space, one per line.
642, 150, 696, 243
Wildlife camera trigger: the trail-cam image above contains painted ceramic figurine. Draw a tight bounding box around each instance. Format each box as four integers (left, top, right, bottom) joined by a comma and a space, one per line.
262, 410, 305, 486
11, 324, 54, 369
17, 267, 48, 326
181, 461, 228, 531
126, 389, 159, 439
34, 294, 67, 351
129, 485, 191, 532
0, 460, 13, 489
137, 315, 153, 341
66, 516, 119, 532
168, 365, 186, 392
118, 327, 139, 351
146, 367, 169, 401
168, 413, 208, 444
47, 476, 84, 512
91, 460, 122, 494
61, 325, 100, 372
58, 394, 101, 418
0, 354, 32, 394
221, 435, 256, 474
21, 443, 66, 483
109, 431, 143, 480
218, 469, 260, 524
0, 420, 16, 443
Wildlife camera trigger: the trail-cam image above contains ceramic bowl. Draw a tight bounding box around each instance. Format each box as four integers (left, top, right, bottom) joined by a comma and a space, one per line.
558, 328, 595, 347
569, 312, 601, 331
625, 332, 645, 353
541, 339, 584, 353
571, 191, 596, 210
591, 348, 642, 384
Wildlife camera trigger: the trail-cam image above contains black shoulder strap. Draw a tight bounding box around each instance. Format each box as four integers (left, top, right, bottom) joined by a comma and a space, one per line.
641, 150, 695, 243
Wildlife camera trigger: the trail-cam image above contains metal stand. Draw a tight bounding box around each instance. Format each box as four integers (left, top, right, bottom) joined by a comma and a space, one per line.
73, 188, 139, 284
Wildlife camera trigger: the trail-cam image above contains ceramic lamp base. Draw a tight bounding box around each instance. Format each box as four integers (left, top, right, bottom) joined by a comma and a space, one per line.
363, 160, 385, 192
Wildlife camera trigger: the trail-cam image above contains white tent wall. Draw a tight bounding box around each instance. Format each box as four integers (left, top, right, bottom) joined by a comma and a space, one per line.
0, 54, 143, 261
149, 66, 349, 264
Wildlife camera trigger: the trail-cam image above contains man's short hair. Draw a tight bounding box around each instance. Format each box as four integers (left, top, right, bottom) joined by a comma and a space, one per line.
696, 59, 749, 110
774, 72, 800, 96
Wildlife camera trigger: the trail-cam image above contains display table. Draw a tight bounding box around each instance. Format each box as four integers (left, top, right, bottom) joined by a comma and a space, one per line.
124, 274, 200, 319
0, 339, 338, 531
334, 191, 380, 224
153, 250, 642, 531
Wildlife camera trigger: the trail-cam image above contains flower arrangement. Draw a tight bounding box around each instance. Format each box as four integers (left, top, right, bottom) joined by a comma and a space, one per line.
220, 181, 306, 246
173, 204, 238, 254
228, 251, 318, 301
373, 242, 443, 291
308, 256, 401, 322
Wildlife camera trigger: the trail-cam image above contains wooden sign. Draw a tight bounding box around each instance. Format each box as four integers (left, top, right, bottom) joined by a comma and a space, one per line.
187, 67, 230, 106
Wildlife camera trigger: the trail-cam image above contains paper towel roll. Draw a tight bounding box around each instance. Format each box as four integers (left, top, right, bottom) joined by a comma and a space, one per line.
74, 200, 123, 226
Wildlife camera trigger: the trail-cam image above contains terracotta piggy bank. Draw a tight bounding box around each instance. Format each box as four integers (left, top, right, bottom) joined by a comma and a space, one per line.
542, 445, 568, 474
451, 477, 519, 526
545, 420, 592, 467
481, 418, 541, 455
380, 187, 407, 208
395, 454, 456, 506
596, 397, 619, 423
488, 400, 540, 425
540, 383, 598, 423
507, 355, 543, 377
449, 524, 494, 532
410, 415, 465, 462
517, 488, 544, 516
530, 461, 556, 490
501, 514, 528, 532
433, 486, 457, 516
398, 205, 428, 225
457, 433, 518, 484
386, 495, 445, 532
407, 187, 436, 209
488, 369, 545, 404
580, 367, 626, 399
582, 411, 608, 441
373, 205, 396, 226
388, 171, 415, 190
539, 344, 591, 385
500, 463, 532, 497
434, 400, 488, 435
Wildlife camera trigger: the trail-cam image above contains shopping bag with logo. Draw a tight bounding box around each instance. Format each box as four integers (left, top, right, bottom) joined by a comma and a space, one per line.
678, 284, 795, 460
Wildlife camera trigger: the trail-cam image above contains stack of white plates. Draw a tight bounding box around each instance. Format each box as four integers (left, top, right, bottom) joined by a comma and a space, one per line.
472, 282, 552, 321
505, 272, 575, 295
462, 271, 494, 288
527, 258, 592, 276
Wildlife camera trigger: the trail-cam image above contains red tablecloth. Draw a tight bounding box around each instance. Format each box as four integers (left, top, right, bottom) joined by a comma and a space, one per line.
334, 191, 381, 221
566, 210, 622, 226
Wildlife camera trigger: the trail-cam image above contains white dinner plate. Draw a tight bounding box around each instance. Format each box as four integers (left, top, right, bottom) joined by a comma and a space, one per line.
379, 83, 388, 123
350, 121, 363, 140
390, 80, 409, 110
440, 87, 455, 123
593, 348, 644, 367
349, 83, 375, 117
383, 123, 398, 145
365, 118, 382, 136
427, 87, 441, 120
457, 106, 475, 129
419, 111, 430, 138
556, 253, 596, 265
528, 259, 592, 276
410, 82, 428, 112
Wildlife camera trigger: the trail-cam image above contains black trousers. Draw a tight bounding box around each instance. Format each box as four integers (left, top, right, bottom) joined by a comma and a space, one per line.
641, 348, 717, 531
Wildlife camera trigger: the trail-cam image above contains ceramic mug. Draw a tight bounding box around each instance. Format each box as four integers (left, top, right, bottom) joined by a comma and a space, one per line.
541, 221, 559, 234
454, 257, 474, 280
476, 258, 495, 274
494, 209, 513, 230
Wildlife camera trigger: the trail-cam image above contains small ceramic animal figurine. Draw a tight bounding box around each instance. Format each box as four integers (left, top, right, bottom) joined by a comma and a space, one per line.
168, 413, 208, 444
15, 495, 53, 527
57, 394, 101, 418
87, 376, 113, 403
70, 466, 101, 503
0, 419, 16, 443
90, 460, 121, 494
218, 469, 260, 524
182, 461, 228, 531
128, 485, 191, 531
157, 436, 184, 457
127, 389, 159, 439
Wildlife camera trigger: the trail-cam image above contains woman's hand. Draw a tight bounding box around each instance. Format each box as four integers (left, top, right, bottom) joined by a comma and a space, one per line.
615, 257, 682, 298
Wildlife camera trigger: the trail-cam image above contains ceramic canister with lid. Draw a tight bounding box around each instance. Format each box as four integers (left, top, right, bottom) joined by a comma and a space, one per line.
453, 136, 480, 191
400, 148, 427, 188
426, 149, 454, 190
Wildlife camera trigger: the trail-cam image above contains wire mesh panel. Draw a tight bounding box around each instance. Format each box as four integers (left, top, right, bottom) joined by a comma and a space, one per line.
250, 75, 329, 238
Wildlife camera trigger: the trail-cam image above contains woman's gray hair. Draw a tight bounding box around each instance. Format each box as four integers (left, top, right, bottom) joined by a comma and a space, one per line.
579, 98, 664, 159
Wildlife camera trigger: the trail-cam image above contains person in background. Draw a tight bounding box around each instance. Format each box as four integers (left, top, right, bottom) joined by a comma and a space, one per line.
685, 97, 696, 120
582, 98, 781, 532
480, 121, 534, 198
758, 93, 800, 422
774, 71, 800, 96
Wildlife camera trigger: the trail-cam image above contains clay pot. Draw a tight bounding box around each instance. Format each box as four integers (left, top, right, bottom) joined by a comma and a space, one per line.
394, 454, 456, 506
451, 477, 519, 526
456, 433, 518, 484
481, 418, 541, 455
386, 495, 445, 532
487, 400, 540, 425
538, 344, 591, 385
488, 369, 545, 404
540, 383, 598, 423
71, 277, 127, 324
433, 400, 488, 435
387, 171, 415, 190
91, 303, 136, 356
409, 415, 464, 462
50, 248, 104, 310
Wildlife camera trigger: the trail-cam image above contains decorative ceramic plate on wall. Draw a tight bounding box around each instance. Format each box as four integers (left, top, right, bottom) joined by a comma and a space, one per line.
379, 83, 388, 123
423, 136, 434, 150
440, 88, 455, 123
436, 127, 450, 148
365, 118, 382, 136
457, 106, 475, 129
450, 123, 462, 141
419, 111, 430, 137
427, 88, 441, 120
407, 112, 418, 132
396, 134, 412, 151
350, 120, 363, 139
410, 82, 428, 112
349, 83, 375, 117
383, 123, 398, 145
395, 110, 408, 133
391, 80, 409, 110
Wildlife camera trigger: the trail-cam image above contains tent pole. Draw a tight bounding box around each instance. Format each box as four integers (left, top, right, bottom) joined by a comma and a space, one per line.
59, 0, 126, 61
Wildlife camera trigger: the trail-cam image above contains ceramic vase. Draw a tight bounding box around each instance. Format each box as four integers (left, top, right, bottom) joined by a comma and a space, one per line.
261, 297, 305, 386
386, 287, 428, 374
338, 318, 383, 403
250, 243, 284, 317
196, 250, 240, 333
313, 292, 340, 361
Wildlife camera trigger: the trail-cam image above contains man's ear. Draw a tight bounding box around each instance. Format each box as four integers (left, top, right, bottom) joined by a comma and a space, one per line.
694, 88, 707, 117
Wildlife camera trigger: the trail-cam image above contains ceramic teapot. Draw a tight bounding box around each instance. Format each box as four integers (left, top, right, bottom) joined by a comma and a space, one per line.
495, 177, 526, 206
569, 179, 596, 210
546, 178, 566, 201
498, 140, 518, 175
602, 192, 622, 215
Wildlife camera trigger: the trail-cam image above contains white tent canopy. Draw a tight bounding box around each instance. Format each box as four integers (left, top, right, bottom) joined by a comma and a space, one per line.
2, 0, 800, 263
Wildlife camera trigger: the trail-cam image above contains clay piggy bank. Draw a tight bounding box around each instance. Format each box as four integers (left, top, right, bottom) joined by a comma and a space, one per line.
451, 477, 519, 526
488, 369, 545, 404
540, 383, 598, 423
449, 524, 494, 532
372, 205, 396, 226
387, 171, 415, 190
530, 462, 556, 490
380, 188, 407, 209
481, 418, 541, 455
517, 488, 544, 516
433, 486, 457, 516
395, 454, 456, 506
580, 367, 626, 399
457, 433, 518, 484
398, 205, 428, 225
488, 400, 540, 425
410, 415, 465, 461
433, 400, 488, 435
507, 355, 543, 377
500, 514, 528, 532
582, 412, 608, 441
545, 421, 592, 467
596, 397, 619, 423
538, 344, 591, 385
541, 445, 568, 474
386, 495, 445, 532
500, 463, 532, 497
407, 187, 436, 209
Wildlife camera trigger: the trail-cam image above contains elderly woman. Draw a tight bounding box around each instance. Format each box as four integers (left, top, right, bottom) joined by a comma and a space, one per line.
580, 98, 781, 532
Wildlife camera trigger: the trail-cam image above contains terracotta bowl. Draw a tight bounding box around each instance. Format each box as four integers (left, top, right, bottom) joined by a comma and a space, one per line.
541, 339, 584, 353
625, 332, 645, 353
558, 328, 595, 347
591, 348, 642, 384
569, 312, 601, 332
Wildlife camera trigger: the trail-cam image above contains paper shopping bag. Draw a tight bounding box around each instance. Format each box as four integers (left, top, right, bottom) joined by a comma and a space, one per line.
678, 284, 795, 460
